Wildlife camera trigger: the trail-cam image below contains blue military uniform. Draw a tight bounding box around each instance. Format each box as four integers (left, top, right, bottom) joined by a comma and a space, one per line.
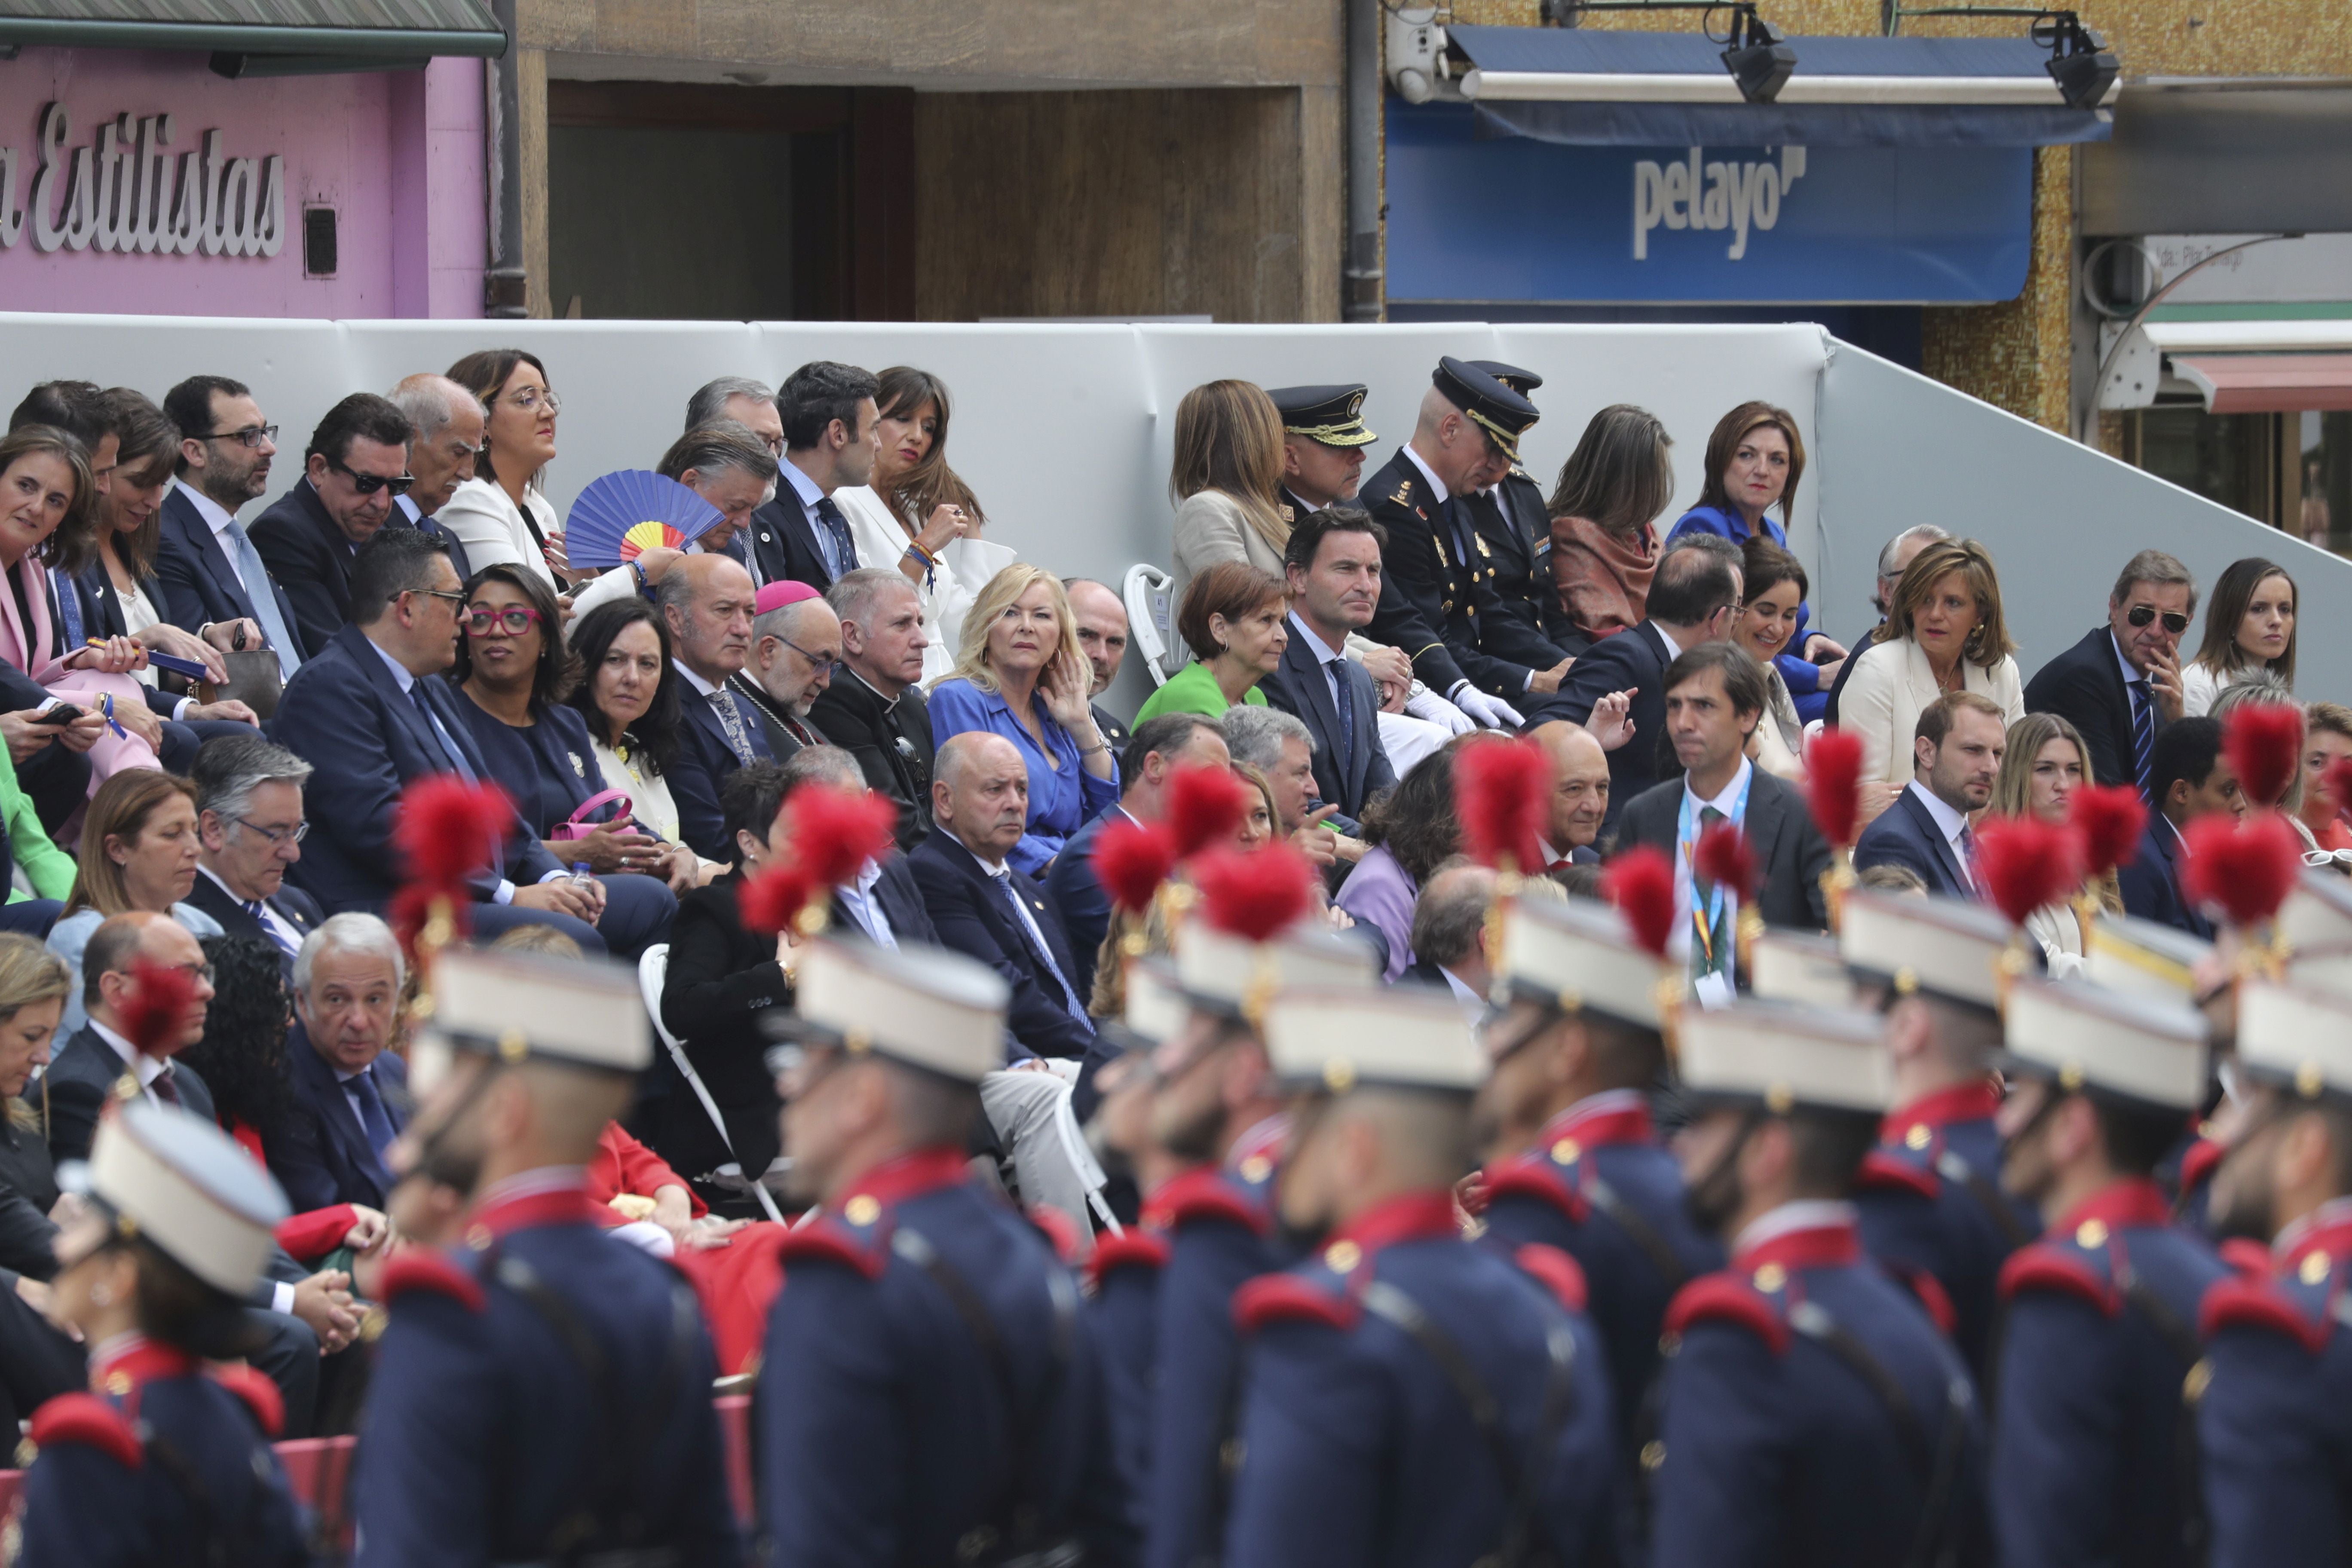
1087, 1226, 1171, 1503
758, 1146, 1137, 1565
1459, 359, 1584, 666
1990, 1178, 2223, 1568
1225, 1191, 1618, 1568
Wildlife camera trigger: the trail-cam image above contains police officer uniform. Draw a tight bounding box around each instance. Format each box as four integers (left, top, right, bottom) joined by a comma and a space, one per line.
1265, 384, 1376, 522
14, 1102, 310, 1568
1649, 1001, 1987, 1568
1988, 976, 2223, 1568
1841, 891, 2040, 1378
353, 949, 741, 1568
1463, 361, 1586, 662
1223, 985, 1618, 1568
756, 937, 1137, 1568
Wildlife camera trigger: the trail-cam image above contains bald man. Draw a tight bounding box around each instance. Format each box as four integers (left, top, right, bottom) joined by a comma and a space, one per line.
1530, 720, 1611, 869
1065, 578, 1134, 753
387, 371, 484, 579
660, 554, 769, 861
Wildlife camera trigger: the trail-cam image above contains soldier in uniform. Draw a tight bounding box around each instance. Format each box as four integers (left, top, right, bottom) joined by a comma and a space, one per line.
1223, 983, 1618, 1568
16, 1101, 310, 1568
1462, 361, 1587, 662
1840, 890, 2040, 1378
757, 936, 1137, 1566
2076, 913, 2227, 1225
354, 947, 741, 1568
1266, 383, 1376, 521
1361, 357, 1565, 731
1988, 975, 2223, 1568
1650, 999, 1987, 1568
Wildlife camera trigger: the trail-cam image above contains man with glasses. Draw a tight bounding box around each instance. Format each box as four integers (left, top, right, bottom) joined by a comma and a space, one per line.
729, 581, 840, 761
184, 733, 324, 977
2024, 549, 2199, 797
157, 374, 305, 680
251, 393, 420, 657
567, 421, 779, 622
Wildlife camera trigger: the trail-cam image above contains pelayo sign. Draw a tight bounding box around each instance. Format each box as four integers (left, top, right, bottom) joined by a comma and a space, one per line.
0, 103, 285, 257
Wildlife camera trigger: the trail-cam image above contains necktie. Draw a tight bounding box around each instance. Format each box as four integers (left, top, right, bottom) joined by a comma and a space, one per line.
226, 521, 302, 680
812, 496, 858, 580
1691, 805, 1732, 983
244, 899, 298, 959
347, 1066, 398, 1161
710, 687, 758, 766
407, 684, 477, 783
1325, 658, 1357, 781
2129, 679, 2157, 799
1957, 822, 1982, 892
1437, 497, 1473, 576
992, 872, 1093, 1031
151, 1063, 181, 1107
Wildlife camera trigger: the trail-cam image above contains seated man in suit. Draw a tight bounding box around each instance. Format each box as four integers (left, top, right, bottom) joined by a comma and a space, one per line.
1556, 536, 1741, 833
1223, 705, 1357, 872
1853, 692, 2008, 901
751, 361, 880, 591
1261, 507, 1399, 828
1529, 720, 1611, 870
386, 372, 485, 582
267, 913, 406, 1214
658, 554, 771, 863
186, 733, 324, 973
1045, 712, 1228, 1005
1400, 860, 1500, 1017
1613, 643, 1831, 993
2021, 549, 2197, 797
156, 374, 306, 681
272, 527, 669, 958
729, 581, 839, 761
2119, 716, 2240, 939
809, 569, 936, 851
248, 393, 418, 657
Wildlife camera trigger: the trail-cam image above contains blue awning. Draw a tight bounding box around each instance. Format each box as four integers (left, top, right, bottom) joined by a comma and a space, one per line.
1450, 26, 2114, 146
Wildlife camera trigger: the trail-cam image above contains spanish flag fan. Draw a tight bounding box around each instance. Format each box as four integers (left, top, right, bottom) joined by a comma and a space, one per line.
563, 469, 724, 569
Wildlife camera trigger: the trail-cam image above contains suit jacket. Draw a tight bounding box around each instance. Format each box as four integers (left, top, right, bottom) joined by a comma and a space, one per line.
273, 623, 566, 912
744, 493, 834, 592
656, 871, 792, 1185
826, 855, 939, 951
726, 674, 828, 765
1463, 474, 1581, 671
248, 477, 433, 658
1852, 783, 1975, 900
393, 494, 474, 584
1555, 620, 1674, 832
0, 1115, 61, 1286
1612, 766, 1834, 931
1043, 804, 1125, 1009
2023, 626, 2160, 795
2117, 815, 2214, 940
908, 831, 1101, 1069
670, 678, 775, 864
1090, 701, 1132, 757
266, 1031, 406, 1213
154, 486, 308, 661
181, 870, 325, 978
808, 670, 935, 851
1360, 449, 1527, 699
43, 1027, 215, 1169
1839, 634, 2025, 786
1822, 622, 1883, 726
1259, 622, 1397, 823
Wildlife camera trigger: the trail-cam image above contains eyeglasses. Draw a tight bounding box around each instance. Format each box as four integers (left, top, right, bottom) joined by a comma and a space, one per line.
464, 604, 544, 637
326, 457, 415, 498
410, 588, 467, 609
2125, 604, 2192, 636
502, 387, 561, 416
200, 425, 277, 450
777, 635, 843, 679
234, 815, 309, 847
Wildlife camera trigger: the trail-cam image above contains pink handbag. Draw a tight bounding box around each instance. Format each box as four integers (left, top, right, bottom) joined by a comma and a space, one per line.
551, 787, 632, 841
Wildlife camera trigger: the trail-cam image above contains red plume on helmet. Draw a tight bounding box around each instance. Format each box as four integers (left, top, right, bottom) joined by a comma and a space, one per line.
2067, 784, 2146, 879
1455, 736, 1554, 872
1693, 820, 1756, 900
1165, 764, 1251, 861
738, 861, 818, 938
1805, 728, 1865, 851
1602, 845, 1677, 959
1095, 818, 1179, 916
2223, 703, 2305, 811
2324, 756, 2352, 824
779, 784, 899, 891
2182, 813, 2303, 929
394, 775, 514, 890
1974, 815, 2084, 928
1192, 842, 1316, 944
118, 958, 197, 1059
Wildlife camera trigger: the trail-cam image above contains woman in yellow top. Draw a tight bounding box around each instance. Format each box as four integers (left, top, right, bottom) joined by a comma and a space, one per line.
1136, 562, 1289, 723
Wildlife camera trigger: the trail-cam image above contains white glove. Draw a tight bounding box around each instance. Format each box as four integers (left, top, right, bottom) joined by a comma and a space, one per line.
1449, 683, 1524, 731
1405, 684, 1478, 736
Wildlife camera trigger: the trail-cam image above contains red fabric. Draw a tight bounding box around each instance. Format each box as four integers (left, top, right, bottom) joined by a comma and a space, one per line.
2200, 1276, 2332, 1354
673, 1224, 791, 1376
468, 1181, 600, 1239
91, 1335, 194, 1390
1855, 1152, 1941, 1201
1879, 1079, 2003, 1142
1143, 1167, 1269, 1236
208, 1364, 285, 1438
1325, 1190, 1461, 1262
1549, 513, 1658, 639
1541, 1095, 1654, 1152
274, 1206, 358, 1263
838, 1146, 972, 1213
1479, 1159, 1591, 1224
586, 1124, 705, 1219
28, 1393, 142, 1469
1234, 1273, 1359, 1335
1998, 1246, 2121, 1314
1086, 1230, 1173, 1290
1664, 1275, 1790, 1355
2312, 819, 2352, 855
1513, 1243, 1590, 1314
2278, 1213, 2352, 1283
1731, 1218, 1862, 1275
378, 1250, 486, 1313
2051, 1177, 2173, 1239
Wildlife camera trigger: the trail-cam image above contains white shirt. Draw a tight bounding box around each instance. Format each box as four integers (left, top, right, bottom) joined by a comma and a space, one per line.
1652, 623, 1685, 662
175, 482, 254, 596
1674, 756, 1753, 991
1904, 778, 1977, 891
1733, 1198, 1859, 1257
835, 860, 898, 950
196, 864, 302, 953
1400, 443, 1450, 503
673, 659, 722, 700
1436, 965, 1486, 1021
87, 1019, 172, 1099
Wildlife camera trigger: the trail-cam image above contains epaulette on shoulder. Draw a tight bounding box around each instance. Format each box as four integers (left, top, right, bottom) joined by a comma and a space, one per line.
2219, 1237, 2272, 1280
1144, 1169, 1268, 1237
1856, 1149, 1941, 1202
206, 1364, 284, 1439
1664, 1273, 1791, 1355
2200, 1275, 2333, 1355
775, 1216, 888, 1281
1482, 1156, 1589, 1223
1234, 1271, 1359, 1336
2177, 1137, 2225, 1199
1087, 1230, 1172, 1291
380, 1249, 487, 1313
1998, 1242, 2121, 1315
27, 1394, 141, 1470
1513, 1242, 1589, 1315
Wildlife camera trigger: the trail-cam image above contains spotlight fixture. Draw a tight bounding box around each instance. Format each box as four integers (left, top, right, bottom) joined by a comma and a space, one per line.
1720, 5, 1797, 104
2034, 10, 2118, 110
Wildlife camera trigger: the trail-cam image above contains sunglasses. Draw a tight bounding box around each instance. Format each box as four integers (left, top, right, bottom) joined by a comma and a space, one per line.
464, 605, 544, 637
2125, 604, 2191, 636
326, 456, 415, 497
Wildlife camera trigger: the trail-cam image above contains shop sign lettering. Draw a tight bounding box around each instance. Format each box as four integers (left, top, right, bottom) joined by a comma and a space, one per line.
0, 104, 284, 257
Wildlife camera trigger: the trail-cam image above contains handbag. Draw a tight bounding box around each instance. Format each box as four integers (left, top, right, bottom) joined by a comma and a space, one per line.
198, 649, 285, 720
551, 786, 633, 841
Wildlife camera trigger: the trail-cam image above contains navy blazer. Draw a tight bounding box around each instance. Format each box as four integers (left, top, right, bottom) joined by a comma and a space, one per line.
1258, 622, 1396, 824
1613, 766, 1835, 930
2023, 626, 2159, 796
266, 1029, 406, 1213
180, 871, 324, 979
2117, 815, 2214, 940
670, 677, 774, 864
43, 1028, 215, 1169
153, 486, 309, 662
1555, 620, 1674, 832
1043, 804, 1123, 1010
393, 494, 475, 584
273, 623, 565, 913
744, 493, 835, 592
246, 476, 380, 659
1853, 784, 1975, 901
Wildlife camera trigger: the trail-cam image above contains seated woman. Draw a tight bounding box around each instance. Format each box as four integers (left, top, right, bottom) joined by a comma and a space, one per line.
2183, 556, 2297, 716
564, 599, 723, 885
1336, 738, 1470, 982
1731, 537, 1811, 781
0, 741, 75, 937
47, 771, 220, 1034
1839, 537, 2025, 793
927, 565, 1118, 876
0, 937, 87, 1433
1546, 404, 1676, 645
450, 564, 701, 904
1987, 714, 2119, 972
1135, 562, 1289, 724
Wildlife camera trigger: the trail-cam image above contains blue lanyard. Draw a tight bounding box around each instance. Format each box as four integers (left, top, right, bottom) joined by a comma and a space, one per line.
1678, 765, 1755, 958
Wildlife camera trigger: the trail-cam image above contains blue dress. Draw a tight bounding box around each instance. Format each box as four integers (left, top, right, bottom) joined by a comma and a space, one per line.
1666, 505, 1831, 723
449, 687, 611, 838
926, 677, 1121, 877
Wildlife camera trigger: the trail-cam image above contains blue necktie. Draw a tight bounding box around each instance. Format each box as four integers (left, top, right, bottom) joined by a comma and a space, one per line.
347, 1066, 398, 1161
1326, 657, 1356, 779
226, 520, 302, 680
2129, 679, 2156, 799
408, 683, 476, 782
812, 495, 858, 580
710, 687, 759, 766
992, 872, 1092, 1030
243, 899, 298, 959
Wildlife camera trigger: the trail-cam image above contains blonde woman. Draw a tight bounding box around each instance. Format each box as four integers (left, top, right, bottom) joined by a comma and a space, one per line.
927, 565, 1119, 876
0, 937, 77, 1294
1167, 380, 1292, 633
1988, 712, 2120, 970
1838, 538, 2025, 790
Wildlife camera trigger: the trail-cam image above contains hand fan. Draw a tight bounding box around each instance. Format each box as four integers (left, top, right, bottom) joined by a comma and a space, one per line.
563, 470, 724, 570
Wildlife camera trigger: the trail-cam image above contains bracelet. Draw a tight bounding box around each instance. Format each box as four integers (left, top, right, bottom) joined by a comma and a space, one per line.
903, 541, 939, 569
630, 559, 650, 593
1081, 742, 1113, 757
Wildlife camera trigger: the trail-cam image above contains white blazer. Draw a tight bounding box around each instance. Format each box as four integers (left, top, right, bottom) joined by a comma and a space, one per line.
831, 485, 1017, 684
436, 475, 561, 589
1840, 634, 2025, 784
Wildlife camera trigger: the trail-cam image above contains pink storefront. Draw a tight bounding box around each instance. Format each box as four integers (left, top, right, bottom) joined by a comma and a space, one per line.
0, 6, 502, 319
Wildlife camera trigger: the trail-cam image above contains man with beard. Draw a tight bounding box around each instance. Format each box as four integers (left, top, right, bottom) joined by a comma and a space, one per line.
1985, 976, 2222, 1568
756, 937, 1136, 1565
1650, 1000, 1988, 1568
354, 947, 739, 1566
727, 581, 839, 760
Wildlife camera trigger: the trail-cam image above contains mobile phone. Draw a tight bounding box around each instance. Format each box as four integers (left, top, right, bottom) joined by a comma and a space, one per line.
35, 705, 85, 726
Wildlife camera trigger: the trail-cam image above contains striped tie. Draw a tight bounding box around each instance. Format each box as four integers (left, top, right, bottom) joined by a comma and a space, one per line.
2129, 679, 2156, 799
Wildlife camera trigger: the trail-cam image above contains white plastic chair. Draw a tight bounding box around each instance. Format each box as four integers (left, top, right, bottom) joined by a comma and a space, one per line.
1122, 563, 1177, 685
638, 944, 785, 1224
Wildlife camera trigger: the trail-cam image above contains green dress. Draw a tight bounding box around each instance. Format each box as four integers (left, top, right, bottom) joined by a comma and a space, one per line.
1134, 662, 1268, 724
0, 743, 72, 903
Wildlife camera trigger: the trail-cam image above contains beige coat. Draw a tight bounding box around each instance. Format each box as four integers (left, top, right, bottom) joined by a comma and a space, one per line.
1840, 633, 2025, 784
1170, 488, 1287, 614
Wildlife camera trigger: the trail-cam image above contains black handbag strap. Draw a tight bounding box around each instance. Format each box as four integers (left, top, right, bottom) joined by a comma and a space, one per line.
1788, 1298, 1970, 1568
